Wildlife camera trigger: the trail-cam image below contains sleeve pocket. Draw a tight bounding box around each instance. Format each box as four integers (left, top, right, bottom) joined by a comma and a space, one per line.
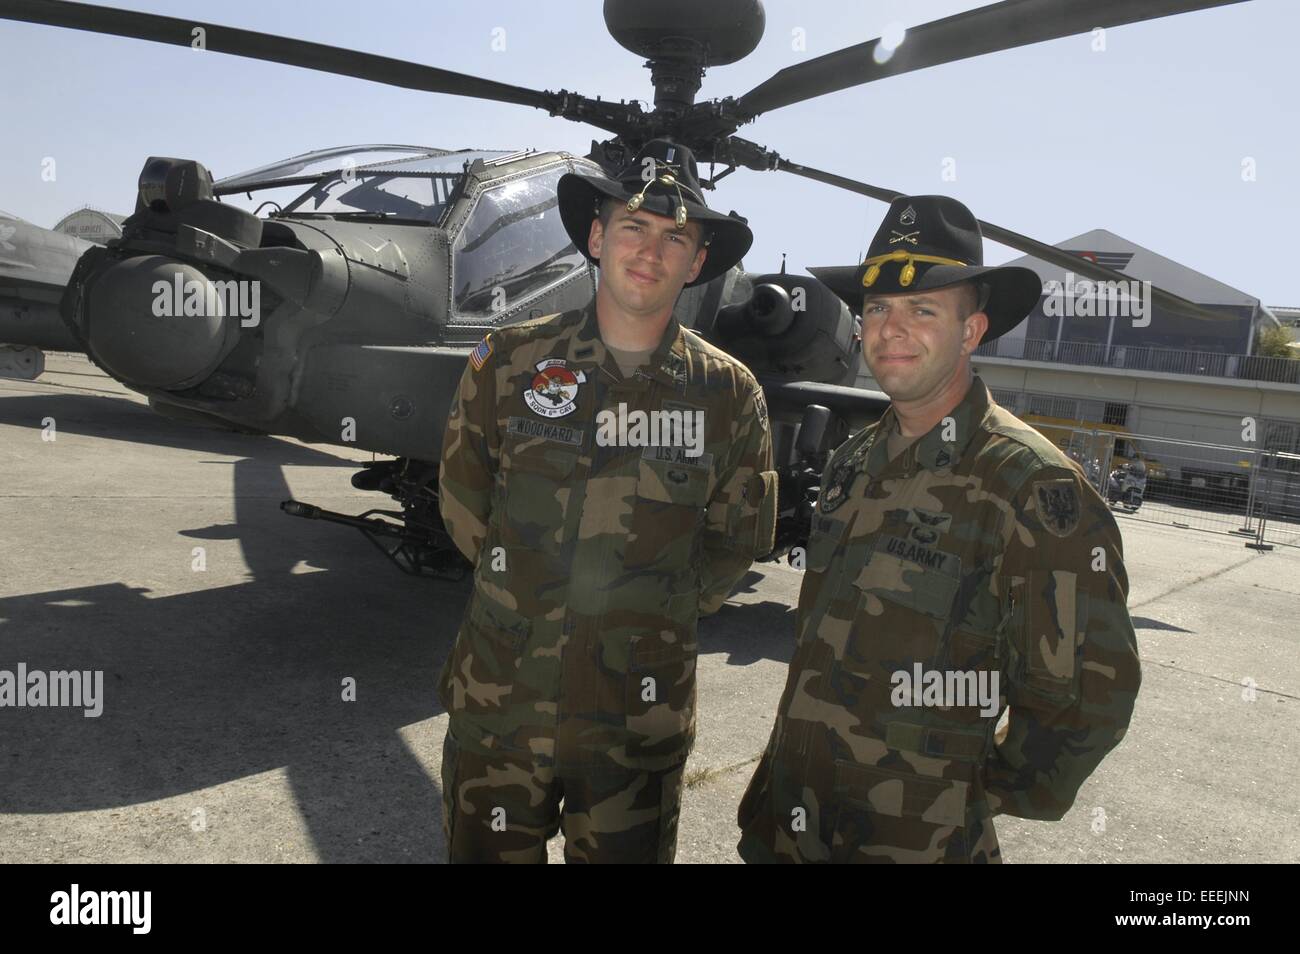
1016, 569, 1084, 705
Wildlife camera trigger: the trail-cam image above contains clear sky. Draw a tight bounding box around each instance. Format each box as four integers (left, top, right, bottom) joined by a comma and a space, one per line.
1, 1, 1294, 305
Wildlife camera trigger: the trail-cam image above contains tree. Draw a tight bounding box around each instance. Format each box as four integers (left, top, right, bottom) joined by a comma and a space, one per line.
1254, 323, 1298, 359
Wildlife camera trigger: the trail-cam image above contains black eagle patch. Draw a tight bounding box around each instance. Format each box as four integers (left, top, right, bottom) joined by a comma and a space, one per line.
1034, 479, 1081, 537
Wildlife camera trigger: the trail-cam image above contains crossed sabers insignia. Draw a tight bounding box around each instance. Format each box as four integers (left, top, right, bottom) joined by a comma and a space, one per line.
650, 158, 682, 178
889, 230, 920, 245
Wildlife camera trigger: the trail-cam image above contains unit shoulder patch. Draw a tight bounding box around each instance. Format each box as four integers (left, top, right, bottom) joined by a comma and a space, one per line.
1033, 477, 1081, 538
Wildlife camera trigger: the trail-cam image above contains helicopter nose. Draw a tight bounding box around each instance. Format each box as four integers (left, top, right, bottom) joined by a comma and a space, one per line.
83, 255, 238, 390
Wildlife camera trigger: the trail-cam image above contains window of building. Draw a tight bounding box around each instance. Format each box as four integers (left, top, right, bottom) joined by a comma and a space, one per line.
1027, 393, 1078, 420
1077, 399, 1107, 423
990, 388, 1022, 412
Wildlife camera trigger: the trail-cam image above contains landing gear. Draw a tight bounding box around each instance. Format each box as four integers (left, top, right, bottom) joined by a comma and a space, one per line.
281, 458, 469, 579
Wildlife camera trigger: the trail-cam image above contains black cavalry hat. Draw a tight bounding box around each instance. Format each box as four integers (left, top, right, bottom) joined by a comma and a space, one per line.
558, 139, 753, 287
810, 195, 1042, 343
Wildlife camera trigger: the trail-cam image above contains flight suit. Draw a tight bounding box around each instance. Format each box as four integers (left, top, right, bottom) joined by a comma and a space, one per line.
438, 302, 776, 863
737, 376, 1141, 863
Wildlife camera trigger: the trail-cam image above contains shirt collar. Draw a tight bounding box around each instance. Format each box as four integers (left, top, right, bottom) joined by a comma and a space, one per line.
864, 375, 992, 477
571, 302, 689, 393
915, 375, 991, 471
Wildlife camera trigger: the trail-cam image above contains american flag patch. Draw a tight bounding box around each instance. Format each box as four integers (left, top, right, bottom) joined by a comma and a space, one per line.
469, 335, 493, 371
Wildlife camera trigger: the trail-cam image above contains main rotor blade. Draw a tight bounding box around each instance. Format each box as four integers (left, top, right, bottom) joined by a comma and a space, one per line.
735, 0, 1251, 120
0, 0, 559, 110
779, 158, 1230, 323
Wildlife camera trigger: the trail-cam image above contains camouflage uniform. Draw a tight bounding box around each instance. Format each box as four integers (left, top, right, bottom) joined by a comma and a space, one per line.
736, 375, 1141, 863
438, 302, 776, 863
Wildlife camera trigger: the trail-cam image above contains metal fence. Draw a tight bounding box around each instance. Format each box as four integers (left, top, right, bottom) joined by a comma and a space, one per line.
1049, 425, 1300, 549
976, 337, 1300, 385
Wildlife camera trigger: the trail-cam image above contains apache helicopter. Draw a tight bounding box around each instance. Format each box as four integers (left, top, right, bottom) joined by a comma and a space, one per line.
0, 0, 1247, 577
0, 209, 91, 376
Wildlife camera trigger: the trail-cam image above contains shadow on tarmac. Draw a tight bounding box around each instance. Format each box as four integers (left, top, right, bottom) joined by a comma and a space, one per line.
699, 570, 796, 666
0, 391, 465, 861
1131, 615, 1194, 633
0, 391, 791, 860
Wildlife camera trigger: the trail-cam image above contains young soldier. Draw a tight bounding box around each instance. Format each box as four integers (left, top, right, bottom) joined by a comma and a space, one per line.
438, 140, 777, 863
737, 195, 1141, 863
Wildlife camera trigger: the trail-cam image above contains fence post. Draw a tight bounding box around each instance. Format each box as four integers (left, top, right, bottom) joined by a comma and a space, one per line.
1095, 429, 1112, 496
1246, 450, 1275, 552
1235, 447, 1261, 535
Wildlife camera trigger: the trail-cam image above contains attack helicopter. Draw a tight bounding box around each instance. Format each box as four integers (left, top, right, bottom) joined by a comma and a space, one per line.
0, 209, 91, 373
0, 0, 1249, 576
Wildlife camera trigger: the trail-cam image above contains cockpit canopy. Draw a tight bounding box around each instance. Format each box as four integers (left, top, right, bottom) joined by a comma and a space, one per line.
215, 145, 601, 323
214, 145, 516, 224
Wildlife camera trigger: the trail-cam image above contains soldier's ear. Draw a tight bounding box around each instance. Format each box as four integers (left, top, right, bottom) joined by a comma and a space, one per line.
687, 244, 707, 284
588, 217, 605, 259
961, 310, 988, 354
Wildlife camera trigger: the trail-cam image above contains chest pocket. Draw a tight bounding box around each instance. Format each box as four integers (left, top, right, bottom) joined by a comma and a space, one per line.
626, 456, 710, 569
803, 515, 844, 573
794, 514, 857, 646
852, 534, 962, 620
499, 435, 580, 556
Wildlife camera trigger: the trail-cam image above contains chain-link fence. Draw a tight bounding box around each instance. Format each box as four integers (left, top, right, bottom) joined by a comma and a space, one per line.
1038, 424, 1300, 550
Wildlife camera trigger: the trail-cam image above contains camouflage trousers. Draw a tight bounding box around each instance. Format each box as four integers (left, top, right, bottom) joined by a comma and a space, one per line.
440, 723, 687, 863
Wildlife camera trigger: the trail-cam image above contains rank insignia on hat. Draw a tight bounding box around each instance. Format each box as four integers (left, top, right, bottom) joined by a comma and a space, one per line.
1034, 478, 1081, 537
469, 335, 493, 372
900, 205, 917, 226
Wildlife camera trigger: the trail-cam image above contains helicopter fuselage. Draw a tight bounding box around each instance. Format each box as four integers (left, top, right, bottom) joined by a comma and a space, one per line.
63, 149, 606, 460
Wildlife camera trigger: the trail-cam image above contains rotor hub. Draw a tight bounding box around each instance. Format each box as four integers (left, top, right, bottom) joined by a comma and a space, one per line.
604, 0, 765, 113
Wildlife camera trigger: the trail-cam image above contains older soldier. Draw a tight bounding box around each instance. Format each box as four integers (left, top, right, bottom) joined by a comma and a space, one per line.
736, 195, 1141, 863
438, 140, 776, 863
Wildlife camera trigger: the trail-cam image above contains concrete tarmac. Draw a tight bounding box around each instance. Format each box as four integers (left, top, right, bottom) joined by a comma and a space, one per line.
1, 355, 1295, 863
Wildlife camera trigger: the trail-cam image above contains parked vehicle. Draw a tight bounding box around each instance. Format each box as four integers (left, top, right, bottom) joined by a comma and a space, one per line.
1106, 460, 1147, 512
